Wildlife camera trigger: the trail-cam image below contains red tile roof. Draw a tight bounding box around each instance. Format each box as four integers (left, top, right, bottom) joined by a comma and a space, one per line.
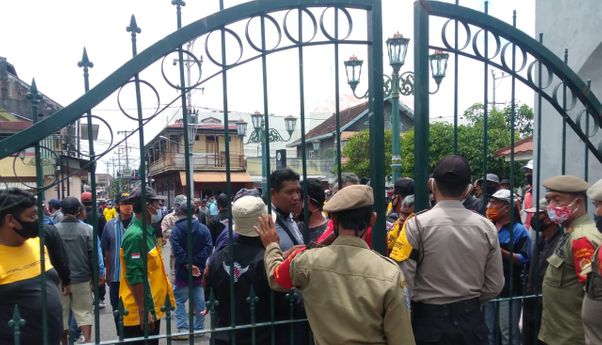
303, 101, 369, 141
495, 136, 533, 157
0, 120, 32, 131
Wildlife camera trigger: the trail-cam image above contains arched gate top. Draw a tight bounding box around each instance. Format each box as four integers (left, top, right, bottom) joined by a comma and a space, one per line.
0, 0, 377, 160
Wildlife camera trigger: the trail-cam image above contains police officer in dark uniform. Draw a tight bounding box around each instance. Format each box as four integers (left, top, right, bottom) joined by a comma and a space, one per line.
393, 155, 504, 345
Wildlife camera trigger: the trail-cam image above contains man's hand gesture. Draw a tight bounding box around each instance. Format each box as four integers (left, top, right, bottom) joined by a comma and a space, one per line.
253, 214, 280, 248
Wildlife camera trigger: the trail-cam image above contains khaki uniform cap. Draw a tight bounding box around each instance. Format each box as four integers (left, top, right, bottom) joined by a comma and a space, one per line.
543, 175, 589, 193
323, 185, 374, 213
587, 179, 602, 202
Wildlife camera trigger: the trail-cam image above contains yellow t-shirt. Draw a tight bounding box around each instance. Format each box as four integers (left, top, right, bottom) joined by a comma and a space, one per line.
0, 237, 53, 285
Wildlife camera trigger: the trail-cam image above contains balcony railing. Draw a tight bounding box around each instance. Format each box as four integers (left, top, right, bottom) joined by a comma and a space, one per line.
149, 152, 245, 176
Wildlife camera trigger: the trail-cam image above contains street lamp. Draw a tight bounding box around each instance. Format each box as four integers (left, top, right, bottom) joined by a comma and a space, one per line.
235, 120, 248, 137
344, 32, 449, 182
312, 140, 320, 159
245, 111, 298, 195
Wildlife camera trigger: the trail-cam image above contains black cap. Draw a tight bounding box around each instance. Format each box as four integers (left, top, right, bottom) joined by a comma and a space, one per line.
117, 192, 132, 204
306, 178, 325, 207
61, 196, 81, 215
126, 186, 167, 202
233, 188, 262, 202
216, 193, 229, 209
432, 155, 471, 185
394, 177, 415, 196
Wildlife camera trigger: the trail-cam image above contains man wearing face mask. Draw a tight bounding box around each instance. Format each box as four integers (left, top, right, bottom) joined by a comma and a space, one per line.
296, 178, 328, 243
100, 192, 133, 334
119, 186, 175, 345
393, 155, 503, 345
582, 179, 602, 345
539, 175, 602, 345
483, 189, 531, 345
0, 188, 63, 345
522, 198, 561, 345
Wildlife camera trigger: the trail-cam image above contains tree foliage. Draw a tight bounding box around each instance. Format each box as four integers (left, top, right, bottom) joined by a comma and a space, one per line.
342, 102, 533, 185
342, 129, 392, 178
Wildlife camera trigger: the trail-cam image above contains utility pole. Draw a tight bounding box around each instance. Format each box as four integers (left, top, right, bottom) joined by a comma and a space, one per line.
490, 69, 510, 110
117, 130, 135, 171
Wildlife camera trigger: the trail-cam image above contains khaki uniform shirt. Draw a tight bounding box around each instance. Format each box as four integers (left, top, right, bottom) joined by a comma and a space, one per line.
393, 200, 504, 304
539, 214, 602, 345
265, 236, 415, 345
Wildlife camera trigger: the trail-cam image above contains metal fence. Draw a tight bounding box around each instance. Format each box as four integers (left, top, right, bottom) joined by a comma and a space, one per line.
0, 0, 600, 344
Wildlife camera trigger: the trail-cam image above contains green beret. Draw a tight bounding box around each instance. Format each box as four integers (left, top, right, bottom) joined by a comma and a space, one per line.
543, 175, 589, 193
587, 179, 602, 202
323, 185, 374, 213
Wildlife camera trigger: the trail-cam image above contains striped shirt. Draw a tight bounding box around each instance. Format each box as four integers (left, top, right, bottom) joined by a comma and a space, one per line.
101, 216, 131, 282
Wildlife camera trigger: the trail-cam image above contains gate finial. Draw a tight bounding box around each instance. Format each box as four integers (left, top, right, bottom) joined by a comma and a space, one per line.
78, 48, 94, 69
126, 15, 141, 34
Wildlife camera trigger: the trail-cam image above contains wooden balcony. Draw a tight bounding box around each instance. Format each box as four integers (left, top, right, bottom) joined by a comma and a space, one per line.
149, 152, 245, 176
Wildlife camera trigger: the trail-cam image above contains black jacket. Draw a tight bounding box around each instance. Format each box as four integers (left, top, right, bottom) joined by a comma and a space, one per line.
205, 236, 289, 344
44, 224, 71, 286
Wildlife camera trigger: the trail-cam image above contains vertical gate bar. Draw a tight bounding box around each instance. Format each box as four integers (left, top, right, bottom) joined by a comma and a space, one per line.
481, 1, 489, 215
27, 79, 48, 345
453, 0, 459, 154
78, 47, 101, 344
261, 15, 272, 210
507, 11, 517, 343
368, 0, 385, 254
173, 2, 195, 343
334, 7, 343, 190
533, 33, 544, 345
219, 0, 237, 342
585, 80, 591, 185
562, 49, 568, 174
298, 8, 310, 244
127, 16, 151, 339
413, 1, 430, 212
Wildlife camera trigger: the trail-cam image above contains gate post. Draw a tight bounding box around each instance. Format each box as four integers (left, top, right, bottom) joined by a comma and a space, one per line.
414, 1, 430, 211
368, 0, 386, 254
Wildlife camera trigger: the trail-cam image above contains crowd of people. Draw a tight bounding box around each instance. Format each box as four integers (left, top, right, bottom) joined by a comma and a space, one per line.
1, 155, 601, 345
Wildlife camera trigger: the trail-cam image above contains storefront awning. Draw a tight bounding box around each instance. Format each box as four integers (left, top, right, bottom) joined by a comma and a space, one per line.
180, 171, 253, 186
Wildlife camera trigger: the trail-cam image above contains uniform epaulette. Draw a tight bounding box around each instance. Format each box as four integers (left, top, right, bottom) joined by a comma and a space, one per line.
372, 250, 400, 267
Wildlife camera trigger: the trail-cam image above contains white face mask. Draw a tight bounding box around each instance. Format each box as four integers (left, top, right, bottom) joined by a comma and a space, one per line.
150, 212, 162, 224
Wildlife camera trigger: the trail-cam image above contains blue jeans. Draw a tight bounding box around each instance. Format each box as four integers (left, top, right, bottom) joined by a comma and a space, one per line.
173, 284, 205, 331
484, 300, 522, 345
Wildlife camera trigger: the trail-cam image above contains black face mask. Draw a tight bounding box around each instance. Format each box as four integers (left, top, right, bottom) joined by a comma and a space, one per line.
594, 215, 602, 233
526, 175, 533, 185
14, 218, 40, 239
530, 216, 547, 232
485, 185, 498, 197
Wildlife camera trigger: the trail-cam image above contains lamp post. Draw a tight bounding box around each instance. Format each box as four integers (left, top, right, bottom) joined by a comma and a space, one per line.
312, 140, 320, 158
344, 33, 449, 182
238, 111, 297, 195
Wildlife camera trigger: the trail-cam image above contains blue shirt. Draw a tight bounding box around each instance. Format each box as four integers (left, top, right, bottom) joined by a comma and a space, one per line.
100, 216, 131, 282
498, 222, 531, 265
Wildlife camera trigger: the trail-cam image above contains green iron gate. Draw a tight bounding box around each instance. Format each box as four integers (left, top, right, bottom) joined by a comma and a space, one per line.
0, 0, 387, 344
1, 0, 601, 344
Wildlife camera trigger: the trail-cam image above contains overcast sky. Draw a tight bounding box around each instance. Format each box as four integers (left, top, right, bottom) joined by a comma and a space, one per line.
1, 0, 536, 173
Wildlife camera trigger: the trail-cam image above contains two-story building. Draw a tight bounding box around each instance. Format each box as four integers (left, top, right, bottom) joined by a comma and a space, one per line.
0, 57, 90, 199
146, 117, 252, 206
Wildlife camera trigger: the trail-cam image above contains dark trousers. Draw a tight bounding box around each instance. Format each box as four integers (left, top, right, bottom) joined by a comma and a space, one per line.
123, 320, 161, 345
99, 282, 106, 301
412, 298, 487, 345
109, 281, 121, 334
522, 298, 547, 345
